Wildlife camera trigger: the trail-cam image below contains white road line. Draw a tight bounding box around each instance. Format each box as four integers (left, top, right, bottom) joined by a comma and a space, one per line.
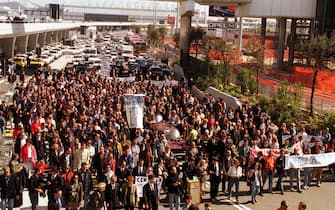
226, 199, 252, 210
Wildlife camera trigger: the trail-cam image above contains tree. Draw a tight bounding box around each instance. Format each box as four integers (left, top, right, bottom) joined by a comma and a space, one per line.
147, 25, 160, 46
243, 36, 264, 95
157, 27, 168, 39
211, 38, 237, 87
299, 34, 335, 116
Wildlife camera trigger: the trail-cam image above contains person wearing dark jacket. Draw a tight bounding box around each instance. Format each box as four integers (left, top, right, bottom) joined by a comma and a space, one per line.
0, 167, 19, 210
28, 168, 44, 210
48, 189, 66, 210
143, 175, 159, 210
208, 156, 222, 202
76, 162, 92, 210
275, 150, 286, 195
166, 166, 181, 210
105, 176, 120, 210
47, 168, 64, 200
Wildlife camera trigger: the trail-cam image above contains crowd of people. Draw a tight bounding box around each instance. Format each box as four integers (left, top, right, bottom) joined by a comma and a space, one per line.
0, 65, 332, 210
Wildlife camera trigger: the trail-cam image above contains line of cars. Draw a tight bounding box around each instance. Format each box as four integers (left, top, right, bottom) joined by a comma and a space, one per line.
11, 42, 66, 74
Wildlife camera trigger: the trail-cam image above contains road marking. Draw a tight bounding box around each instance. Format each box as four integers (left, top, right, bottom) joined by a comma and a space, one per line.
226, 199, 252, 210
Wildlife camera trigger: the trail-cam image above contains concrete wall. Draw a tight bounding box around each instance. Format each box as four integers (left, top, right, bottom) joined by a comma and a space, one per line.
191, 86, 241, 109
0, 37, 15, 58
237, 0, 317, 18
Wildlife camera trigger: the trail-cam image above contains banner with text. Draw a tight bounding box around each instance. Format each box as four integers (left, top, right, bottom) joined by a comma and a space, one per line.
124, 94, 145, 128
285, 152, 335, 169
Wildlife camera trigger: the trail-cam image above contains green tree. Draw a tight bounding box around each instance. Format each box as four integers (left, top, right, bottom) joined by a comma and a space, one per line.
299, 34, 335, 116
157, 27, 168, 38
243, 36, 264, 95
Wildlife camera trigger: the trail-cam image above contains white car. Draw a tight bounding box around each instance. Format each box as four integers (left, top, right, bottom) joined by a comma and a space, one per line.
88, 57, 102, 69
49, 50, 61, 59
40, 54, 53, 65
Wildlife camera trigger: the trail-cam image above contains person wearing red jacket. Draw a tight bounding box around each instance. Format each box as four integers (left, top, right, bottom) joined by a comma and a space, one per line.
20, 139, 37, 163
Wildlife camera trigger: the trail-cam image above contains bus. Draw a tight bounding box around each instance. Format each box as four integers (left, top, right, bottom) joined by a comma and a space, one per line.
132, 40, 147, 55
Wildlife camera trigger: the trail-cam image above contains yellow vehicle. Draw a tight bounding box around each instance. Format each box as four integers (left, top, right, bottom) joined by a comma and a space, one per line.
13, 56, 27, 68
29, 57, 45, 67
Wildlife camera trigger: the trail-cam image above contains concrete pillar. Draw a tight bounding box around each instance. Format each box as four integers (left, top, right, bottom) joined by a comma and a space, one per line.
37, 32, 46, 48
15, 35, 29, 54
46, 32, 53, 45
238, 17, 243, 51
277, 18, 286, 70
27, 33, 39, 52
0, 37, 16, 59
180, 15, 192, 66
53, 31, 58, 43
288, 18, 297, 68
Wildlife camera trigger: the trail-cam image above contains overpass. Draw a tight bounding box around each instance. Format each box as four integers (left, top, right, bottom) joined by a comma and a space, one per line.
0, 21, 176, 59
161, 0, 317, 69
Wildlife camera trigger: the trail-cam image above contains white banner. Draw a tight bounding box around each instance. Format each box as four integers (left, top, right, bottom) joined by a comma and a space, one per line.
285, 152, 335, 169
144, 80, 179, 87
135, 176, 163, 197
123, 94, 145, 128
118, 77, 136, 82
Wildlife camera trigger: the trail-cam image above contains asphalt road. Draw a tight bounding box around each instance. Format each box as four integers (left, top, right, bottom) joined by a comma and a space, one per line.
16, 175, 335, 209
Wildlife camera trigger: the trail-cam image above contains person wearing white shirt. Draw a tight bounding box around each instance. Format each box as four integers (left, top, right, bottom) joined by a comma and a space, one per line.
228, 159, 243, 204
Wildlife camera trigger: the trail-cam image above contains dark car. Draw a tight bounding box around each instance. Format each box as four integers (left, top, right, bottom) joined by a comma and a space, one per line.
150, 65, 164, 80
128, 62, 138, 75
158, 63, 170, 76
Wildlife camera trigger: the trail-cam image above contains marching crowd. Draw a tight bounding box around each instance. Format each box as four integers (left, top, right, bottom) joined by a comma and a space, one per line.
0, 66, 333, 210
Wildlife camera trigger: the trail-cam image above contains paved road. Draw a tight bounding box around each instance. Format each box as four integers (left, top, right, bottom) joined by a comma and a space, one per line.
15, 176, 335, 209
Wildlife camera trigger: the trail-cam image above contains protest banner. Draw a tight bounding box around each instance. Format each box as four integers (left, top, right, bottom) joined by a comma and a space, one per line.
123, 94, 145, 128
135, 176, 163, 197
118, 77, 136, 82
144, 80, 179, 87
285, 152, 335, 169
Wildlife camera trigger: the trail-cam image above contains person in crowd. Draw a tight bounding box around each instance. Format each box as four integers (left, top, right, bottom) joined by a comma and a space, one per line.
143, 175, 159, 210
120, 176, 138, 210
166, 166, 182, 210
263, 151, 275, 193
247, 161, 263, 204
228, 159, 242, 204
76, 162, 92, 210
278, 200, 288, 210
222, 150, 233, 194
182, 194, 199, 210
28, 167, 45, 210
197, 159, 207, 199
312, 145, 323, 187
133, 158, 147, 177
48, 188, 66, 210
208, 156, 222, 202
47, 167, 64, 200
275, 149, 286, 194
62, 164, 74, 186
116, 160, 131, 185
290, 148, 302, 193
89, 182, 106, 210
0, 167, 19, 210
64, 175, 83, 210
303, 148, 312, 190
298, 201, 307, 210
105, 176, 120, 210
